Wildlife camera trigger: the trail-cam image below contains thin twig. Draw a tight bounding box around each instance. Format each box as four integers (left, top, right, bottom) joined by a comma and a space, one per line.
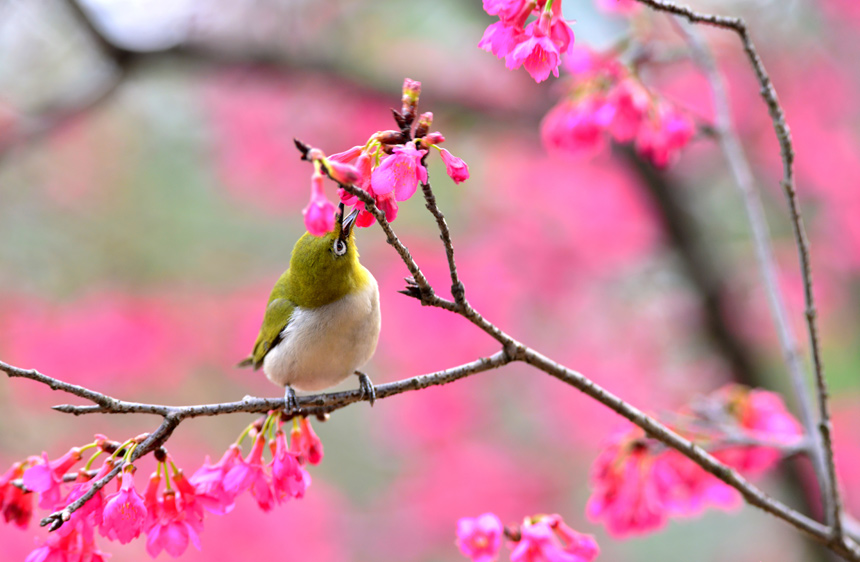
637, 2, 843, 539
420, 182, 466, 305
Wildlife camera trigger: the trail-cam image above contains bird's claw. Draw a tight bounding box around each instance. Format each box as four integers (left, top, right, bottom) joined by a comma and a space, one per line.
356, 371, 376, 406
283, 386, 300, 414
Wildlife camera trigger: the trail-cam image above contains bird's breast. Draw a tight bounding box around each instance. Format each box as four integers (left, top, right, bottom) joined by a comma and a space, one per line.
262, 274, 380, 391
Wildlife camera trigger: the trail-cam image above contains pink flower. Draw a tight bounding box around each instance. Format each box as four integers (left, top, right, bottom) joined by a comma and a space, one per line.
607, 78, 650, 142
510, 515, 599, 562
439, 149, 470, 184
303, 171, 337, 236
290, 417, 325, 465
270, 431, 311, 502
0, 462, 20, 514
635, 103, 694, 168
223, 434, 275, 511
370, 143, 428, 201
586, 440, 672, 537
101, 469, 148, 544
173, 470, 205, 526
143, 471, 162, 533
505, 22, 562, 83
189, 446, 242, 515
456, 513, 503, 562
657, 450, 741, 517
711, 386, 803, 475
23, 448, 82, 510
479, 21, 524, 59
3, 463, 33, 529
58, 461, 114, 538
540, 96, 614, 157
145, 491, 203, 558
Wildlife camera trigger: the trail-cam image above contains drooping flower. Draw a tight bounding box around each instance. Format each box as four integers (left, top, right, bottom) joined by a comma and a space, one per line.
270, 431, 311, 502
290, 417, 324, 465
173, 470, 205, 526
223, 434, 275, 511
635, 102, 694, 168
510, 515, 599, 562
101, 469, 148, 544
505, 21, 562, 83
370, 143, 428, 201
540, 96, 614, 157
657, 450, 741, 518
710, 385, 804, 476
303, 171, 337, 236
586, 438, 673, 537
23, 448, 82, 510
145, 491, 202, 558
143, 471, 162, 533
456, 512, 503, 562
439, 148, 470, 184
606, 78, 650, 142
479, 21, 524, 59
58, 460, 114, 538
3, 463, 33, 529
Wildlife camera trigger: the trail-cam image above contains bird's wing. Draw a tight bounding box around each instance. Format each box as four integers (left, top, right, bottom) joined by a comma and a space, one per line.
243, 297, 296, 370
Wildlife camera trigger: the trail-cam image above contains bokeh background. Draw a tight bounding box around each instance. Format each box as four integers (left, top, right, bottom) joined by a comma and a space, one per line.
1, 0, 859, 560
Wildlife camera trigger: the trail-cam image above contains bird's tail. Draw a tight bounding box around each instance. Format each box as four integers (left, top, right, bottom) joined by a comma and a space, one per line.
236, 356, 254, 368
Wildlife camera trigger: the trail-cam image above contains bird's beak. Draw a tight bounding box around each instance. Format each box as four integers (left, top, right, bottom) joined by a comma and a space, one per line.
341, 207, 360, 239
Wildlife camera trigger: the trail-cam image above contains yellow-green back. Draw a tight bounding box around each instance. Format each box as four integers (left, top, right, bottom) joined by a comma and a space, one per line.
243, 228, 371, 368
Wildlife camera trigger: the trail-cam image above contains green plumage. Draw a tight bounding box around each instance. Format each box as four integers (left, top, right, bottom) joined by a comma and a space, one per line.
240, 226, 372, 370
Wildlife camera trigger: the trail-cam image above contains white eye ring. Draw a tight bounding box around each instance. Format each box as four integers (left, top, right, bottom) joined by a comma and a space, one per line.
333, 239, 347, 256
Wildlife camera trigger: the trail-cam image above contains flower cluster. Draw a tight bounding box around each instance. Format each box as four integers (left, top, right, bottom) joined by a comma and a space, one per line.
299, 78, 470, 236
586, 384, 803, 537
2, 412, 323, 560
479, 0, 575, 83
541, 47, 695, 167
457, 512, 599, 562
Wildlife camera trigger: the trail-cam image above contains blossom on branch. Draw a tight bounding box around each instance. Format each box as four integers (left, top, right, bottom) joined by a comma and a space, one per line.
457, 512, 599, 562
480, 0, 575, 83
586, 385, 803, 537
542, 46, 695, 167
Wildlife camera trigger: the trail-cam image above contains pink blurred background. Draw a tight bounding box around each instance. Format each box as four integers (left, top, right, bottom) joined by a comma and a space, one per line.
1, 0, 860, 560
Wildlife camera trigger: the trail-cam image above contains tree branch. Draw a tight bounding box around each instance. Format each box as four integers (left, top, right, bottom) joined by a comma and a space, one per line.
650, 9, 843, 540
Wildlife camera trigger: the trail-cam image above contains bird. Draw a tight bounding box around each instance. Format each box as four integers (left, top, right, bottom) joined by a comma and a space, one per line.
238, 203, 380, 411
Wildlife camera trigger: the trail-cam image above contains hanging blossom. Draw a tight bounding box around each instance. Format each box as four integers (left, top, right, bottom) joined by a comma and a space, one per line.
479, 0, 575, 83
586, 384, 803, 537
4, 411, 324, 561
301, 78, 470, 232
456, 512, 599, 562
541, 46, 695, 168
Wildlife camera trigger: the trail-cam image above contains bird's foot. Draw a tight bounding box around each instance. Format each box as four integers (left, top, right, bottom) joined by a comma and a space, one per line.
355, 371, 376, 406
283, 386, 300, 414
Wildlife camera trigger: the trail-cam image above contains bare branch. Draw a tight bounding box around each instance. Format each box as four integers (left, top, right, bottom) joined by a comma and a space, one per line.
643, 6, 844, 539
420, 181, 466, 305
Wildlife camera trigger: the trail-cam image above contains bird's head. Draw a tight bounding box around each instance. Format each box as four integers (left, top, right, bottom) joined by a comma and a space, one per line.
287, 203, 370, 307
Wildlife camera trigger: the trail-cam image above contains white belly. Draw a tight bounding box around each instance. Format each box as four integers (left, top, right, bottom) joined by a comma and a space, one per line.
262, 277, 380, 392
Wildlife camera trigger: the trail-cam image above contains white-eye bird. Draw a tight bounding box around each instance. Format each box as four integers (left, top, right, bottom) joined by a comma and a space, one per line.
239, 204, 380, 410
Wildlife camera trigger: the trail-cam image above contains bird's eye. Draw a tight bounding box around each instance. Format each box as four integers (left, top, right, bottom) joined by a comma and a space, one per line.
333, 239, 347, 256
